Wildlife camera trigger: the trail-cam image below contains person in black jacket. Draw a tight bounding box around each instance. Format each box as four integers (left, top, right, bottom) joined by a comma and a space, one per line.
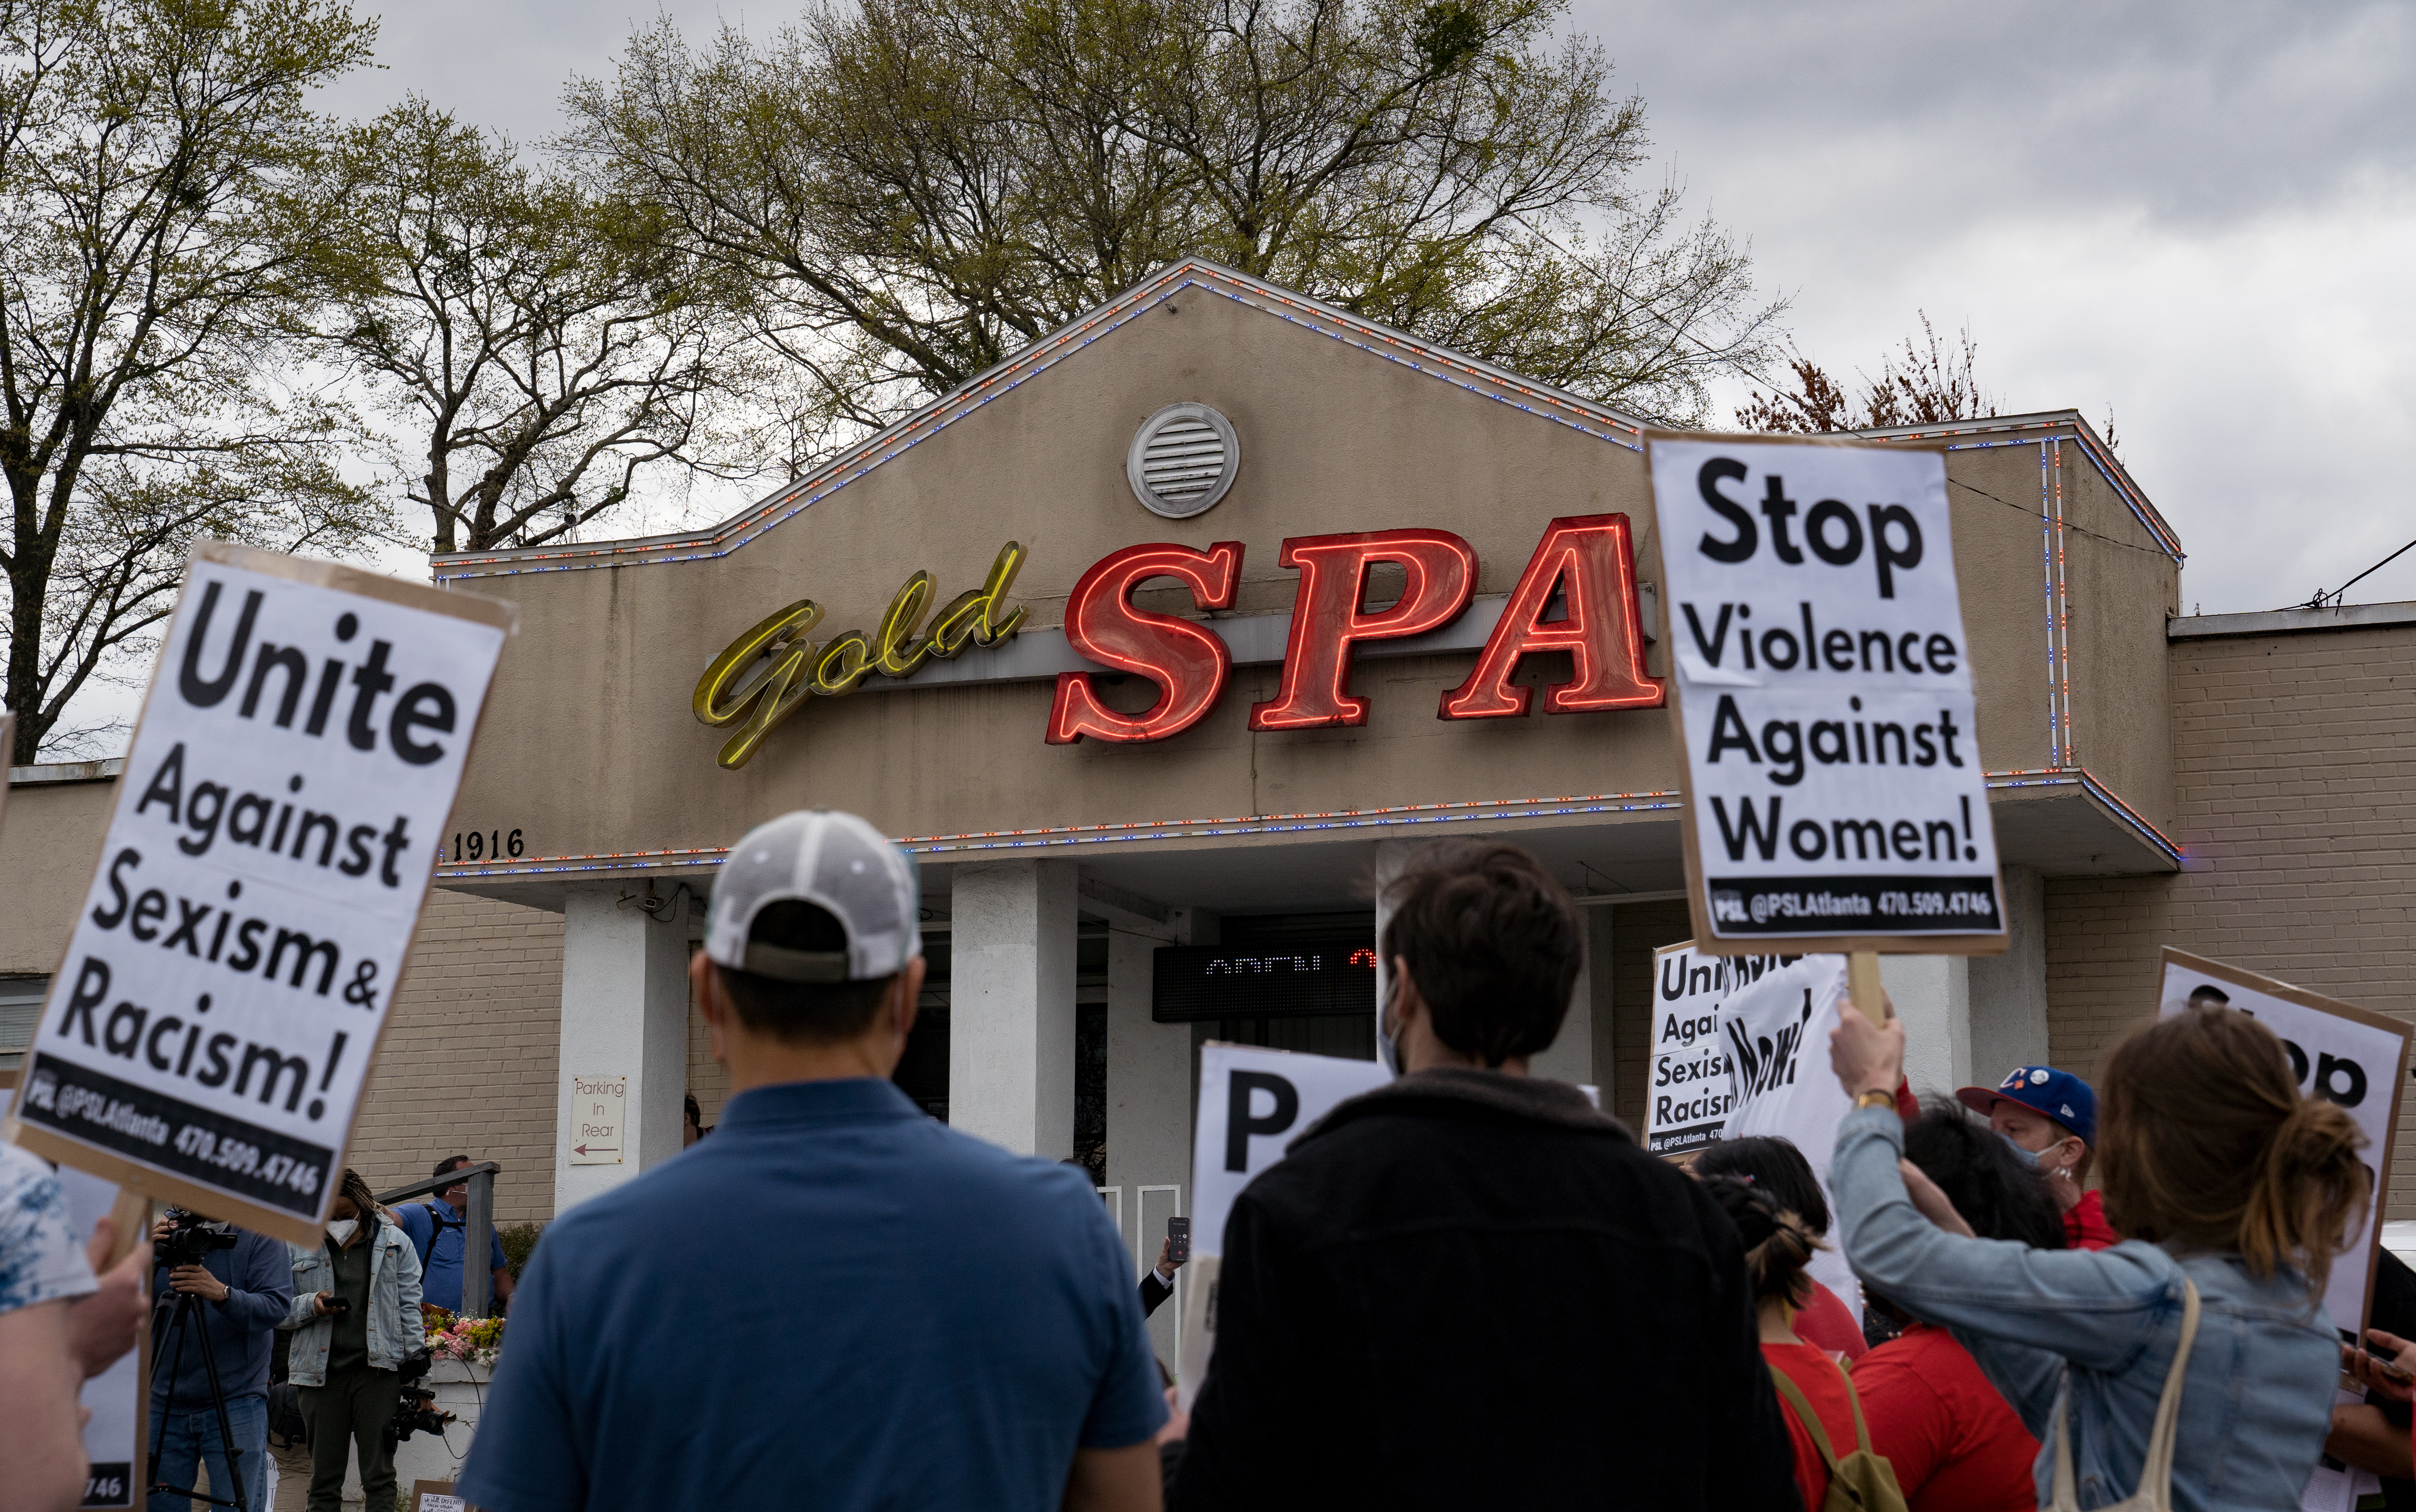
1172, 839, 1802, 1512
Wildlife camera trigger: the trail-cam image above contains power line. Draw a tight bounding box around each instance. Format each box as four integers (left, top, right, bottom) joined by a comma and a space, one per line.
1948, 478, 2172, 557
2302, 536, 2416, 611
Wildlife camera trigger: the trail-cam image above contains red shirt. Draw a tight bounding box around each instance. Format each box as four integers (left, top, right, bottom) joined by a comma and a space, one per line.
1854, 1322, 2040, 1512
2063, 1190, 2120, 1251
1766, 1341, 1862, 1512
1798, 1279, 1870, 1360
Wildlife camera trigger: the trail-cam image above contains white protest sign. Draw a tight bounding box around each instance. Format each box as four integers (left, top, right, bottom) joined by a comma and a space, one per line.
1178, 1043, 1389, 1408
58, 1165, 142, 1509
2159, 949, 2410, 1342
1719, 953, 1860, 1320
6, 543, 512, 1242
1644, 942, 1743, 1155
1649, 435, 2005, 953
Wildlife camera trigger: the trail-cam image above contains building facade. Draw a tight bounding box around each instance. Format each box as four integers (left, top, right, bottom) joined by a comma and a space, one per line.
6, 261, 2408, 1363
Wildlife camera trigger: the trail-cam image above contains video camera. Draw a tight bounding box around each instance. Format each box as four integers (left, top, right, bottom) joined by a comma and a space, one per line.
383, 1350, 454, 1449
154, 1209, 239, 1269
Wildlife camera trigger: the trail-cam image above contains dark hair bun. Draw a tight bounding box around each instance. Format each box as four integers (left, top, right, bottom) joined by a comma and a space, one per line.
1703, 1173, 1783, 1250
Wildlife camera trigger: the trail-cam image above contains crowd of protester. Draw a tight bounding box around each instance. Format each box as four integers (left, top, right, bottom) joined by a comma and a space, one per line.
1, 816, 2405, 1512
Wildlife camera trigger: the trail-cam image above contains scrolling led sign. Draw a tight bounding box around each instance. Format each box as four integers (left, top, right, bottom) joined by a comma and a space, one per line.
1152, 941, 1378, 1022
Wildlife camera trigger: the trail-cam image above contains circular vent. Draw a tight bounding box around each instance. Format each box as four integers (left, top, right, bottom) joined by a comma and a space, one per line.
1127, 402, 1240, 518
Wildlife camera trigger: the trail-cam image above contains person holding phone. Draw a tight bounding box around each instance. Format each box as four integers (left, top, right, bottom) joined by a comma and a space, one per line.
280, 1169, 423, 1512
1139, 1220, 1189, 1319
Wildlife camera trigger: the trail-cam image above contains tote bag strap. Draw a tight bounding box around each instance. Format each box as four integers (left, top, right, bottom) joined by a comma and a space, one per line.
1769, 1362, 1844, 1474
2050, 1277, 2202, 1512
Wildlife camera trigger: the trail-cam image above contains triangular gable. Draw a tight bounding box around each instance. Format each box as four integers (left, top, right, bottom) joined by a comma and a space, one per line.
429, 257, 1658, 584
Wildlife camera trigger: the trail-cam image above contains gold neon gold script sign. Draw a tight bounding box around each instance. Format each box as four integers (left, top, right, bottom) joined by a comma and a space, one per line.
693, 542, 1028, 768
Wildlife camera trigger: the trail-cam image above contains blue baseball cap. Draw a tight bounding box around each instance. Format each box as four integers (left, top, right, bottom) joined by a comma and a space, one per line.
1956, 1065, 2096, 1147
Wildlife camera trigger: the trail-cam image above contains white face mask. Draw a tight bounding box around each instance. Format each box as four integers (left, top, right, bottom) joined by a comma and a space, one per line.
326, 1219, 358, 1243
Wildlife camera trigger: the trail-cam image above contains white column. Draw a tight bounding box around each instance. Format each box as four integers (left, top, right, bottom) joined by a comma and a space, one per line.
1105, 924, 1189, 1364
1883, 954, 1973, 1101
1528, 928, 1594, 1088
949, 860, 1078, 1156
1371, 839, 1417, 1048
1968, 864, 2050, 1078
555, 886, 690, 1214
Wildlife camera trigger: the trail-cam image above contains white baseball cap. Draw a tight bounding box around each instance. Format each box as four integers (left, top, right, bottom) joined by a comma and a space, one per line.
704, 810, 922, 983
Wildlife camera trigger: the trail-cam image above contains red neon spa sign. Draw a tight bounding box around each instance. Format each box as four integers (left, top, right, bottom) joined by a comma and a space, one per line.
1046, 514, 1662, 744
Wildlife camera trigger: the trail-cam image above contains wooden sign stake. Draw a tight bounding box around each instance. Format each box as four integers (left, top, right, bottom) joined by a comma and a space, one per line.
1848, 951, 1893, 1022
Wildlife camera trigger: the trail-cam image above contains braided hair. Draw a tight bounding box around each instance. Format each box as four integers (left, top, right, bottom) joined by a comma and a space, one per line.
336, 1167, 380, 1231
1702, 1173, 1825, 1309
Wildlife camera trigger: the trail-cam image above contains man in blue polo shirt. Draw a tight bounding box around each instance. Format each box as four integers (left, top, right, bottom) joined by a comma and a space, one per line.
458, 809, 1166, 1512
395, 1156, 514, 1314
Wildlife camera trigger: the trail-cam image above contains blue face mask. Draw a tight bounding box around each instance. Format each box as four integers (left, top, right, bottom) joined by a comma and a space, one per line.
2000, 1132, 2046, 1170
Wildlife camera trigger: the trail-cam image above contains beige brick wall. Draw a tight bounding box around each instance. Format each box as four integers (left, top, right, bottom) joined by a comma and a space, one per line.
2047, 623, 2416, 1217
342, 890, 564, 1224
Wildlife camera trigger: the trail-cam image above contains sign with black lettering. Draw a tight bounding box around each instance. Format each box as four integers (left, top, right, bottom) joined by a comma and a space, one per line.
1648, 434, 2006, 954
6, 542, 512, 1242
2158, 949, 2410, 1341
58, 1166, 142, 1508
1645, 942, 1746, 1155
1179, 1043, 1388, 1408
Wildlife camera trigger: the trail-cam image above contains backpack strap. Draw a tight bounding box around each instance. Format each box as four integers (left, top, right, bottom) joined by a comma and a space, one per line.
1830, 1355, 1876, 1458
1768, 1361, 1844, 1474
408, 1200, 452, 1267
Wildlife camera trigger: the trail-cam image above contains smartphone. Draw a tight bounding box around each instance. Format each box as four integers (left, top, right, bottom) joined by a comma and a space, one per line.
2364, 1348, 2414, 1385
1167, 1216, 1190, 1266
324, 1295, 350, 1315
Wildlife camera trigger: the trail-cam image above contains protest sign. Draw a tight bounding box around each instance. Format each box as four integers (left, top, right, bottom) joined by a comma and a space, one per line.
5, 542, 513, 1243
1177, 1042, 1389, 1407
1645, 942, 1747, 1155
1648, 434, 2005, 956
2158, 949, 2410, 1342
1717, 953, 1859, 1320
57, 1165, 146, 1509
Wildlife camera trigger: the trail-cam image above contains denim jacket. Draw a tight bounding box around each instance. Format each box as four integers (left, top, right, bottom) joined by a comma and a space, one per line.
278, 1213, 424, 1385
1833, 1103, 2337, 1512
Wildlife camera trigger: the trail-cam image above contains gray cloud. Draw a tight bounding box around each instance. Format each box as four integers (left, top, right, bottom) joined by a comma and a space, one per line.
313, 0, 2416, 614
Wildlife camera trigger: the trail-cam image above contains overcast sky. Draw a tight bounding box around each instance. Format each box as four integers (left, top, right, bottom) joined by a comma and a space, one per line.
315, 0, 2413, 617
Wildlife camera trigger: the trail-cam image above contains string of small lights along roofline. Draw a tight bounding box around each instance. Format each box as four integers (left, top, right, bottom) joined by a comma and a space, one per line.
1948, 477, 2172, 556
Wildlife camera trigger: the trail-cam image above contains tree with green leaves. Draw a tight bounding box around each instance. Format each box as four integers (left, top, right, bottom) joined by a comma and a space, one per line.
0, 0, 383, 764
307, 97, 740, 556
566, 0, 1784, 469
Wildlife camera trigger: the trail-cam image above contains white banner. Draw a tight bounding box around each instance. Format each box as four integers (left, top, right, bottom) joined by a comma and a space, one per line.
1179, 1044, 1388, 1408
2158, 950, 2410, 1343
1649, 436, 2004, 949
1189, 1044, 1391, 1262
1717, 954, 1861, 1320
9, 545, 510, 1239
58, 1167, 140, 1509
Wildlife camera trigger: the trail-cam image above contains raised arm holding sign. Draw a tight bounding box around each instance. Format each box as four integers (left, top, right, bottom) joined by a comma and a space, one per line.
6, 542, 513, 1244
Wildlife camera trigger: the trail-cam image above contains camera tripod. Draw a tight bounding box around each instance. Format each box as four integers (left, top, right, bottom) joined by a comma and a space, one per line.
148, 1284, 252, 1512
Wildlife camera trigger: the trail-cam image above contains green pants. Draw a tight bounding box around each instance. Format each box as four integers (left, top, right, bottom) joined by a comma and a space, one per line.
299, 1364, 399, 1512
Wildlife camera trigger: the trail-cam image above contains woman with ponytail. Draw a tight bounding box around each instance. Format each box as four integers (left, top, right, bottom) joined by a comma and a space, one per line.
1830, 999, 2368, 1511
1702, 1175, 1905, 1510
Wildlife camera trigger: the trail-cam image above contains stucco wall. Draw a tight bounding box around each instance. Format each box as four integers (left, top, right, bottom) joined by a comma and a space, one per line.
2046, 620, 2416, 1217
437, 272, 2169, 870
0, 777, 117, 976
